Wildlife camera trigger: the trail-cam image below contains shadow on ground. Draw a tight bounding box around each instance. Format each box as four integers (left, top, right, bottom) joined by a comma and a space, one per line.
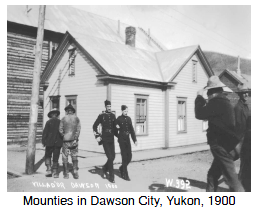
178, 177, 229, 192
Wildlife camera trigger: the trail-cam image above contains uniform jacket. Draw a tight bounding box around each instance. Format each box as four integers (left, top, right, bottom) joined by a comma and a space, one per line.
93, 111, 117, 143
116, 115, 137, 143
234, 99, 250, 140
195, 94, 239, 152
59, 114, 81, 142
42, 117, 63, 147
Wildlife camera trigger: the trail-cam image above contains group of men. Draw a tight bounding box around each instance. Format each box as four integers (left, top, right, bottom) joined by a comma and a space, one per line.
42, 104, 81, 179
92, 101, 138, 183
42, 75, 250, 191
195, 76, 251, 192
42, 100, 137, 184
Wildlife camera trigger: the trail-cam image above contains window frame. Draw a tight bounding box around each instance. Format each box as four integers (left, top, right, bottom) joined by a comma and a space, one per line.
177, 97, 187, 133
49, 95, 61, 111
68, 48, 76, 76
65, 95, 78, 115
192, 60, 198, 83
134, 94, 149, 136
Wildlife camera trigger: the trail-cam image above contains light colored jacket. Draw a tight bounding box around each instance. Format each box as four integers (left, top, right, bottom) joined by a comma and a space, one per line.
59, 114, 81, 141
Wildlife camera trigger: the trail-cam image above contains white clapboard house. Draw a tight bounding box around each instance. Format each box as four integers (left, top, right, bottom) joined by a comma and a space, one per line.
41, 26, 215, 153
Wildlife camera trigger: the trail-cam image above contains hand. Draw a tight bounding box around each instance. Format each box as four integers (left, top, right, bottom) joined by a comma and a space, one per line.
197, 89, 204, 96
96, 137, 102, 142
116, 124, 120, 129
134, 141, 138, 146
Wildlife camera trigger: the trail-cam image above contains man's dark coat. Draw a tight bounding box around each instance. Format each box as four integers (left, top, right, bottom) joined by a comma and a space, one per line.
42, 117, 63, 147
234, 99, 250, 140
195, 94, 239, 152
93, 111, 117, 143
116, 115, 137, 143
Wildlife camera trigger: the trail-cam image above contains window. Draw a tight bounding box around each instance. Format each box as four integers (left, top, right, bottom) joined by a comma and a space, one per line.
65, 95, 77, 114
192, 60, 197, 82
49, 95, 60, 110
48, 41, 58, 59
202, 120, 208, 131
68, 48, 76, 76
177, 97, 187, 132
135, 95, 148, 135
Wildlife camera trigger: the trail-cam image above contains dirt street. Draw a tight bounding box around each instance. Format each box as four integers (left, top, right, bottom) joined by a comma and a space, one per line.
7, 150, 240, 192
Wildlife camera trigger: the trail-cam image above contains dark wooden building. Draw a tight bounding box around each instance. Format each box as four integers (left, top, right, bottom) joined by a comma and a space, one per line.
7, 7, 64, 143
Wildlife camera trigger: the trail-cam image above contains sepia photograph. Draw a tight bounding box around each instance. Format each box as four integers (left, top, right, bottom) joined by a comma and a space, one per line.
7, 4, 251, 194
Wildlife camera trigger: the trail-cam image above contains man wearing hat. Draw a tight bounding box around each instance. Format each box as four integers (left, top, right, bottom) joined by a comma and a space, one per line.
116, 105, 138, 181
59, 104, 81, 179
195, 76, 244, 192
92, 100, 117, 183
234, 83, 251, 191
42, 108, 63, 178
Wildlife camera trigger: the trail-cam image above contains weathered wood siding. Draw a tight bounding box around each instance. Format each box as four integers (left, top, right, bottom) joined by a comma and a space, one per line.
168, 54, 208, 147
7, 31, 49, 144
111, 84, 165, 152
43, 44, 107, 152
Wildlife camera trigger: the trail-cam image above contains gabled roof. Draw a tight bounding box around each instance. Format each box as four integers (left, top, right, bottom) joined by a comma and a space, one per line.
42, 31, 214, 85
219, 69, 251, 89
155, 45, 213, 82
7, 5, 165, 52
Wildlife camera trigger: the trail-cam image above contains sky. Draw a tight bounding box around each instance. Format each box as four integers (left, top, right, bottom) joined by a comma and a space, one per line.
71, 5, 251, 59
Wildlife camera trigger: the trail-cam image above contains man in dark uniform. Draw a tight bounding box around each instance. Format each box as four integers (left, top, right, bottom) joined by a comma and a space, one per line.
93, 100, 117, 183
195, 76, 244, 192
42, 108, 63, 178
116, 105, 138, 181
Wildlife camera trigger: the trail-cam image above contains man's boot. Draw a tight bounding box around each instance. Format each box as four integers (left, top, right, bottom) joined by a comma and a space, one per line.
102, 164, 108, 178
109, 174, 115, 183
123, 167, 130, 181
52, 162, 59, 178
119, 165, 124, 178
206, 176, 218, 192
63, 163, 69, 179
45, 158, 52, 177
72, 160, 79, 179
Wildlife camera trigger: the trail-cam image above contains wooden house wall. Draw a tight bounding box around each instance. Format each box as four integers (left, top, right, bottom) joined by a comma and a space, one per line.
168, 54, 208, 147
111, 84, 165, 152
43, 44, 107, 153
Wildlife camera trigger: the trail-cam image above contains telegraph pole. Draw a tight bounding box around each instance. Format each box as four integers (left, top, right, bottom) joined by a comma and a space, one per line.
25, 5, 46, 174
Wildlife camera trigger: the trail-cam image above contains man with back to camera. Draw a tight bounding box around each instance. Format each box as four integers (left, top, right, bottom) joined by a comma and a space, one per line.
195, 76, 244, 192
116, 105, 138, 181
93, 100, 118, 183
42, 108, 63, 178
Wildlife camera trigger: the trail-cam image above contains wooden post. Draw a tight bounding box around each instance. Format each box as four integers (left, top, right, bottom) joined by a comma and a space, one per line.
25, 5, 46, 174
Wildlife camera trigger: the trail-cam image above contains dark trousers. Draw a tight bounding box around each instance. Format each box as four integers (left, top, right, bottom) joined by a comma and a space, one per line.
45, 146, 61, 163
206, 144, 244, 192
119, 140, 132, 174
239, 134, 251, 191
103, 141, 115, 176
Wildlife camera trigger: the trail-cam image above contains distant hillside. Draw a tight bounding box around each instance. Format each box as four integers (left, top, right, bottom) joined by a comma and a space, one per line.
204, 51, 251, 76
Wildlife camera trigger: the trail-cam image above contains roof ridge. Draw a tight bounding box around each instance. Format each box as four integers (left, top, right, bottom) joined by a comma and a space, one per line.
138, 27, 165, 51
71, 30, 161, 54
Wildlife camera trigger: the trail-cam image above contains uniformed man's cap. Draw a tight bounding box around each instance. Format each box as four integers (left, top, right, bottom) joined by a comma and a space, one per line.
121, 105, 128, 111
104, 100, 111, 106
